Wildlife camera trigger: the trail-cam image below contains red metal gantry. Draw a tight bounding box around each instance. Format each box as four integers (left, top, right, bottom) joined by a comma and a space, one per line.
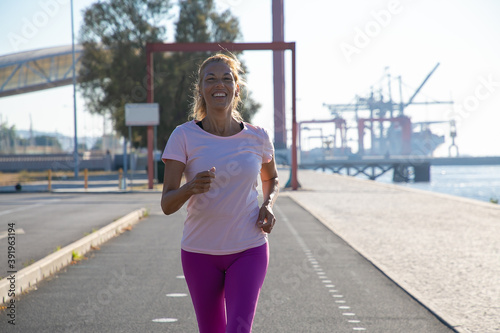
145, 41, 299, 190
357, 116, 412, 155
298, 119, 348, 155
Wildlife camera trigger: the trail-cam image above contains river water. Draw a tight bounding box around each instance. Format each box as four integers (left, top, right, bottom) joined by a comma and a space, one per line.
376, 165, 500, 203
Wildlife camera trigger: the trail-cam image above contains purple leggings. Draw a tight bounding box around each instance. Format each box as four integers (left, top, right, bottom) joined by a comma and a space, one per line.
181, 242, 269, 333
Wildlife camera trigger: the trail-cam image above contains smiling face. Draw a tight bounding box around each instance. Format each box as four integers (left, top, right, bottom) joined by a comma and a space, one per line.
200, 61, 239, 114
191, 53, 246, 121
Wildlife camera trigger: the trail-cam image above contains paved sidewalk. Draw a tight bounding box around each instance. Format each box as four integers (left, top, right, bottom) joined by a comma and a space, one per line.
284, 169, 500, 333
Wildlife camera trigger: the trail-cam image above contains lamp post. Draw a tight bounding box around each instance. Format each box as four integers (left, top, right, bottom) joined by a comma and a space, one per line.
70, 0, 79, 178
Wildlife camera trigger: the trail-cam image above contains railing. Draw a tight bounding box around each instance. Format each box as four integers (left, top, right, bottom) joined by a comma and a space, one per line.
0, 154, 111, 172
300, 157, 432, 182
300, 155, 500, 182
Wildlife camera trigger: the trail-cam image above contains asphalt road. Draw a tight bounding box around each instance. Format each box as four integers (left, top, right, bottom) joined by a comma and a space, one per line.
0, 194, 453, 332
0, 192, 160, 279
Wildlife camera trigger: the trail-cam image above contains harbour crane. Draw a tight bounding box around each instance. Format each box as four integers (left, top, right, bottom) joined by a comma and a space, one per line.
322, 63, 454, 156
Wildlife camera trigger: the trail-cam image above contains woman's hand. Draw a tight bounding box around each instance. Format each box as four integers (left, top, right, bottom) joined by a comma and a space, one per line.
186, 167, 216, 195
161, 164, 216, 216
256, 204, 276, 234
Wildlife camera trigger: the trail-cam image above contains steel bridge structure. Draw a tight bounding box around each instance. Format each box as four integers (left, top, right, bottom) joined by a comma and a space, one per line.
0, 45, 84, 98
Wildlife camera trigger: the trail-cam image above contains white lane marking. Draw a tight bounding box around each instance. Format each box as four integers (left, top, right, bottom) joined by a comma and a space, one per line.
0, 199, 62, 217
339, 306, 351, 309
0, 228, 25, 240
348, 320, 361, 323
166, 293, 187, 297
276, 204, 366, 330
0, 204, 43, 217
152, 318, 178, 323
176, 275, 185, 279
276, 205, 309, 252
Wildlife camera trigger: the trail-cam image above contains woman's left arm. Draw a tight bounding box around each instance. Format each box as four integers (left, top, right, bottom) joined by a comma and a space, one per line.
256, 156, 279, 233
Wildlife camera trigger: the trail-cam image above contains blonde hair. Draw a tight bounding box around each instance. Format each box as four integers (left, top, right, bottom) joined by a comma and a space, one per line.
190, 53, 246, 121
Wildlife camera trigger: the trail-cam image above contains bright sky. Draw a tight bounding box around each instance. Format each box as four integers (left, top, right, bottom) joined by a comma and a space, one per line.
0, 0, 499, 156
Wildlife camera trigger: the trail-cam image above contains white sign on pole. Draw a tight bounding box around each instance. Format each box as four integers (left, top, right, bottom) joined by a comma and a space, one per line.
125, 103, 160, 126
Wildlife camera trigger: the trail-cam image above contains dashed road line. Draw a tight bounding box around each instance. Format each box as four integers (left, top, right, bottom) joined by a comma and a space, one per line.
276, 204, 368, 331
154, 275, 189, 325
152, 318, 178, 323
166, 293, 187, 297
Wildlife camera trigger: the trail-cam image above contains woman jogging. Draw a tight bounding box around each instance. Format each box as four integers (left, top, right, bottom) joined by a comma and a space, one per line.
160, 53, 279, 333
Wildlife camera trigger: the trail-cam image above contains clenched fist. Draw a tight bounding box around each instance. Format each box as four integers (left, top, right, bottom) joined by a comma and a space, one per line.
187, 167, 216, 195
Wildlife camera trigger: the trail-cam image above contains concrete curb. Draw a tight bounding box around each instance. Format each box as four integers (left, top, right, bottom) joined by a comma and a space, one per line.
0, 208, 147, 304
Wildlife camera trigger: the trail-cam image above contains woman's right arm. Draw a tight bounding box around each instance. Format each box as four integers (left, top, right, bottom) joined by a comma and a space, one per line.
161, 160, 215, 215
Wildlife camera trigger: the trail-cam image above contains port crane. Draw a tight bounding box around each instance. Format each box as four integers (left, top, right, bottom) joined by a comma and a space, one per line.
322, 63, 454, 156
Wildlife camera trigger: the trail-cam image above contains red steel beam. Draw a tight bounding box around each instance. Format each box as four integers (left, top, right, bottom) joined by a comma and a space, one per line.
290, 43, 298, 189
146, 51, 154, 189
146, 42, 294, 53
272, 0, 287, 150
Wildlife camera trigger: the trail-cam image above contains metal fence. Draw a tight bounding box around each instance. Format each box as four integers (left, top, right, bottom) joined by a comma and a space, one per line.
0, 154, 112, 172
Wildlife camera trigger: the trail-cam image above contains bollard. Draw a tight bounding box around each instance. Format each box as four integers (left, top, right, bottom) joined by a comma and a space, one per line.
48, 169, 52, 192
84, 168, 88, 189
413, 162, 431, 182
118, 168, 123, 189
392, 164, 409, 182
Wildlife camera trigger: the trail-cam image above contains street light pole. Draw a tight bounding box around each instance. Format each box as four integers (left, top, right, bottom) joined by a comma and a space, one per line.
70, 0, 79, 178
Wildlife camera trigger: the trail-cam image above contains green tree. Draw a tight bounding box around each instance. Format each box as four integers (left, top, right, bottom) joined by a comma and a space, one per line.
78, 0, 172, 146
156, 0, 260, 147
34, 135, 62, 149
91, 137, 103, 151
0, 122, 17, 153
78, 0, 260, 148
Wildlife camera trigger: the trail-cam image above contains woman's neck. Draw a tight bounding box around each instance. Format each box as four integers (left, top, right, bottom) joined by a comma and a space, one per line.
202, 113, 240, 137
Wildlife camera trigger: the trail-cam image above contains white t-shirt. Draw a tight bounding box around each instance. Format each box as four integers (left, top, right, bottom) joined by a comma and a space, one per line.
162, 120, 274, 255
